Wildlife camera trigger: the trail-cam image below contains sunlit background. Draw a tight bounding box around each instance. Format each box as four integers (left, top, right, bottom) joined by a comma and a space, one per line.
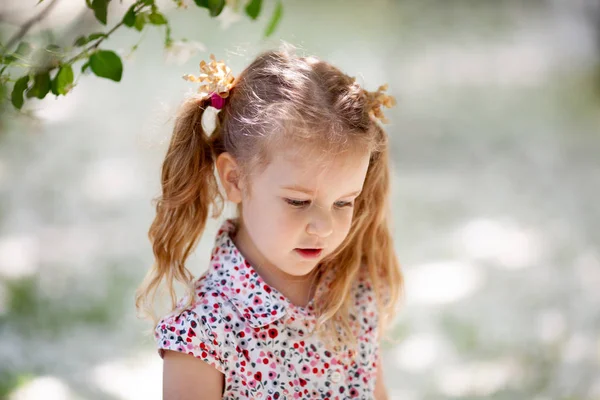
1, 0, 599, 399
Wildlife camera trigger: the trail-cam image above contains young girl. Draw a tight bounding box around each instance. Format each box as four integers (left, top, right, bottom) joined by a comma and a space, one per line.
135, 44, 403, 400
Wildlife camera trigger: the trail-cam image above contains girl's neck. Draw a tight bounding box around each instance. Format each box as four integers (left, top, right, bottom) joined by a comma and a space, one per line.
230, 218, 317, 308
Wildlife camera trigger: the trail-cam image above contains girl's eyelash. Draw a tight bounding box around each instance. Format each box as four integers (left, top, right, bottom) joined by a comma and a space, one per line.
284, 199, 354, 208
285, 198, 310, 207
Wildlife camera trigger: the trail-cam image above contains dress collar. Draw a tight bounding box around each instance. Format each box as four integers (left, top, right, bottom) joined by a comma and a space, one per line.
208, 218, 324, 328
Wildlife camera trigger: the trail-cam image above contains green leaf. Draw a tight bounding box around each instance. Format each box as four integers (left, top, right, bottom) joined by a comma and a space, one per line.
50, 79, 59, 96
88, 33, 107, 41
264, 0, 282, 37
0, 81, 5, 104
11, 75, 29, 109
51, 65, 74, 95
73, 33, 106, 47
26, 72, 51, 99
194, 0, 225, 17
209, 0, 226, 16
141, 0, 154, 5
123, 5, 136, 27
245, 0, 262, 20
81, 61, 91, 74
45, 44, 61, 52
15, 42, 33, 57
89, 50, 122, 82
148, 12, 167, 25
74, 36, 88, 47
134, 13, 147, 31
91, 0, 109, 25
4, 42, 34, 64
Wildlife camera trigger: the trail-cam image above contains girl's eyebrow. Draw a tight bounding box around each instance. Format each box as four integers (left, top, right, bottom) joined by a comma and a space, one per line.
280, 185, 362, 197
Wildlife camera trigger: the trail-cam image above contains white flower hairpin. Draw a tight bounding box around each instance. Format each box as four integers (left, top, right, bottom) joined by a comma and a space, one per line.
183, 53, 235, 109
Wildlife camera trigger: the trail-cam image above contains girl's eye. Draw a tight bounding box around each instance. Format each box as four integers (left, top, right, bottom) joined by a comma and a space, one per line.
284, 198, 310, 208
284, 198, 354, 208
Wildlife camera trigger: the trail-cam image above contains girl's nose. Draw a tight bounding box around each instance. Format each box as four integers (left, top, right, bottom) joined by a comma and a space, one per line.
306, 205, 333, 238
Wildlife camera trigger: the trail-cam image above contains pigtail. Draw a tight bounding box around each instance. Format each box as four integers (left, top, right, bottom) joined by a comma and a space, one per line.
314, 124, 403, 351
354, 127, 404, 343
135, 97, 225, 327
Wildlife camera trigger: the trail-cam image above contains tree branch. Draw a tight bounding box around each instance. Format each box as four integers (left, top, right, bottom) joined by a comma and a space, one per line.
4, 0, 62, 53
64, 2, 146, 65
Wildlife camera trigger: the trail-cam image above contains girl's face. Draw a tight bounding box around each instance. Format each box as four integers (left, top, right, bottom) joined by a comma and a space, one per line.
238, 146, 371, 277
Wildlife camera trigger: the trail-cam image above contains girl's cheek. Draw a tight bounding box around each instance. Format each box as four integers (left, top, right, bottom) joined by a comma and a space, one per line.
282, 210, 306, 230
335, 213, 353, 237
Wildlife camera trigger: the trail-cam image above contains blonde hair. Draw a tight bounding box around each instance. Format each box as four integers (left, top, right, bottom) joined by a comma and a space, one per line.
135, 43, 403, 352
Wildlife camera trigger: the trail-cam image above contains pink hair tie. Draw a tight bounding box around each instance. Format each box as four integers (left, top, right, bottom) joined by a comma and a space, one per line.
210, 92, 226, 110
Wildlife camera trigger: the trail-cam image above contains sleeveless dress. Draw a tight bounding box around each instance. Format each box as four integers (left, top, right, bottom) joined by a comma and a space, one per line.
155, 218, 381, 399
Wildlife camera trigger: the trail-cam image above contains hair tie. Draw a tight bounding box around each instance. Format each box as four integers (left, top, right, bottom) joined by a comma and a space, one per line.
183, 53, 235, 110
210, 92, 226, 109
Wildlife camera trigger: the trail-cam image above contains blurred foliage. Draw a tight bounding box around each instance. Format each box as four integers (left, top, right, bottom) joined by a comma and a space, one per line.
0, 264, 135, 337
0, 0, 282, 113
0, 371, 34, 399
0, 263, 137, 395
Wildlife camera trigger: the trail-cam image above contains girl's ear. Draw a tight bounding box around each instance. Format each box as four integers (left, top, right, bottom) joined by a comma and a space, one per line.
216, 152, 244, 204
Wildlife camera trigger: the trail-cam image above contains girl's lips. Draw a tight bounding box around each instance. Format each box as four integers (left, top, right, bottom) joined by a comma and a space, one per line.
295, 248, 323, 259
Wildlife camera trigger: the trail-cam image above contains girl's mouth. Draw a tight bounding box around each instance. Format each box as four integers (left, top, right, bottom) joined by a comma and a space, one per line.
294, 248, 323, 259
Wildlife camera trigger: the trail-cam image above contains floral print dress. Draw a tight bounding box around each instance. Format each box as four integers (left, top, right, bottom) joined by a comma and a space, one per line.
155, 218, 381, 400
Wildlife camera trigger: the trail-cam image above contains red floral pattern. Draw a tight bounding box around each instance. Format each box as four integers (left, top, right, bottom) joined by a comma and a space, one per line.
155, 219, 380, 399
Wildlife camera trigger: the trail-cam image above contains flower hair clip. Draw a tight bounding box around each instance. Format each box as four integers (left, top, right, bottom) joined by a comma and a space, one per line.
183, 53, 235, 110
366, 84, 397, 124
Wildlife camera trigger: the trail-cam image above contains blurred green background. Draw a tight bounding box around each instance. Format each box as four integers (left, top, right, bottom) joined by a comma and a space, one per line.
1, 0, 599, 399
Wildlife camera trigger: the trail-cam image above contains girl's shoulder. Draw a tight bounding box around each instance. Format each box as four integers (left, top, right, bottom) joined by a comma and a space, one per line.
153, 265, 290, 359
153, 273, 229, 373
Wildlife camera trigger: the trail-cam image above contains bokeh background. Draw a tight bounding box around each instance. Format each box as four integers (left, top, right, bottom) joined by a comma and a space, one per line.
1, 0, 599, 399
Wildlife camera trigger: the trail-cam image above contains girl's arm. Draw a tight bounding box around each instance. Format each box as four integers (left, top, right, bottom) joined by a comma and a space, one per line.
374, 348, 389, 400
163, 350, 224, 399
